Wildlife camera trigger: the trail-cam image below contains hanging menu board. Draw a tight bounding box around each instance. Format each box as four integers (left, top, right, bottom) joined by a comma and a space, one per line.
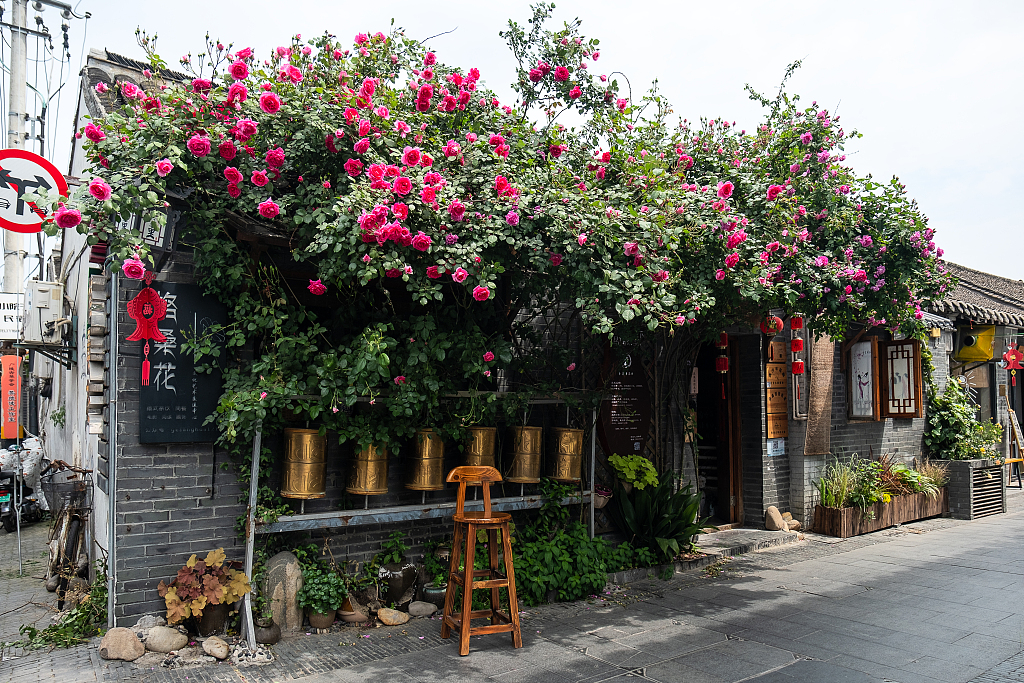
766, 361, 789, 438
598, 344, 652, 458
139, 282, 226, 443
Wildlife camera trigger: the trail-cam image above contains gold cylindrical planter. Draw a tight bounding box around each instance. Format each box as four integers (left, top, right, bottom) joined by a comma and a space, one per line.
549, 428, 584, 483
347, 444, 389, 495
280, 428, 327, 499
507, 426, 542, 483
465, 427, 497, 468
406, 429, 445, 491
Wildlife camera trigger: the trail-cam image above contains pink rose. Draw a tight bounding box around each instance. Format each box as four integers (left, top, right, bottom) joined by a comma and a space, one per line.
308, 279, 327, 295
227, 184, 241, 198
95, 82, 109, 94
578, 233, 587, 246
224, 167, 244, 184
259, 92, 282, 114
344, 158, 364, 177
187, 135, 211, 157
549, 254, 563, 266
401, 146, 421, 166
411, 231, 432, 251
569, 86, 582, 99
452, 267, 468, 283
391, 203, 409, 220
394, 375, 407, 385
122, 257, 146, 280
420, 187, 437, 203
717, 181, 734, 199
472, 286, 490, 301
227, 83, 248, 103
424, 52, 436, 66
483, 351, 495, 362
260, 392, 268, 400
554, 66, 570, 81
426, 266, 441, 279
624, 242, 639, 257
800, 132, 813, 144
567, 363, 576, 371
447, 199, 466, 222
258, 198, 280, 219
505, 211, 519, 226
766, 185, 784, 201
393, 177, 412, 196
652, 270, 669, 283
54, 206, 81, 229
84, 123, 106, 143
265, 147, 286, 168
815, 256, 829, 267
229, 61, 249, 80
724, 252, 740, 268
251, 170, 269, 187
88, 178, 112, 201
219, 141, 237, 160
155, 159, 174, 177
715, 269, 726, 280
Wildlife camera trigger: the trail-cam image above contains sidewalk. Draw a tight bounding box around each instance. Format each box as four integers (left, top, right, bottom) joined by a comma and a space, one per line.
2, 489, 1023, 683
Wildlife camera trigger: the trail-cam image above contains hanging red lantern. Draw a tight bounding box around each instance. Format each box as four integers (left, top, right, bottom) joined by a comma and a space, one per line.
760, 316, 784, 337
790, 316, 804, 330
791, 359, 805, 375
790, 338, 804, 353
715, 356, 729, 374
715, 332, 729, 349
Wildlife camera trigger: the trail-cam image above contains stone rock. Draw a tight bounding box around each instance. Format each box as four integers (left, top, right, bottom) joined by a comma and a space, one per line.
133, 615, 166, 630
230, 643, 275, 667
264, 551, 304, 632
785, 519, 802, 532
202, 636, 230, 660
146, 625, 188, 653
408, 601, 437, 618
377, 607, 410, 626
765, 506, 786, 531
45, 574, 59, 592
99, 627, 145, 661
781, 511, 793, 521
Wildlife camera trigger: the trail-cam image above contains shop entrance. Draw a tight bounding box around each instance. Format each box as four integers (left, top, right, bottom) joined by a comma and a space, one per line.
692, 342, 743, 524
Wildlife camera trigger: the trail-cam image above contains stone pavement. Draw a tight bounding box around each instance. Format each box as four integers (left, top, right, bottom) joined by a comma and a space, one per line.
2, 487, 1023, 682
0, 520, 54, 644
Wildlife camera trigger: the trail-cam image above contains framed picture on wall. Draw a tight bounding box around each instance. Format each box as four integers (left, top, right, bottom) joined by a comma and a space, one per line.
881, 340, 924, 418
848, 337, 880, 420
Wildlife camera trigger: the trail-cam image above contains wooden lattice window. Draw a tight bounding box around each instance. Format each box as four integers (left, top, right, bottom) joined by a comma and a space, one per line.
881, 340, 924, 418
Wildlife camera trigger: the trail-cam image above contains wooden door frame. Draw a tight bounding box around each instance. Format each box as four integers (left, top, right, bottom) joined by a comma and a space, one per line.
723, 340, 743, 523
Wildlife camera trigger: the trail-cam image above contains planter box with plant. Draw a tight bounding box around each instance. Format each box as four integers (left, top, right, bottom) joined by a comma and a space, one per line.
814, 456, 948, 538
157, 549, 252, 636
296, 565, 348, 629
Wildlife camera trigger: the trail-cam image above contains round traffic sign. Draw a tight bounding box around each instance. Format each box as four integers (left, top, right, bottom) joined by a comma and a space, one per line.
0, 149, 69, 233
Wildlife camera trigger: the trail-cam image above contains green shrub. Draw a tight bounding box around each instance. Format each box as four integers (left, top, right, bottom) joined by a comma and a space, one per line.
296, 567, 348, 614
607, 477, 706, 563
607, 454, 659, 490
925, 379, 1003, 460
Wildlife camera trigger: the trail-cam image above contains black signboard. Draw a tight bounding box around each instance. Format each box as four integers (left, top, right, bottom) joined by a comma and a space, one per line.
139, 282, 225, 443
598, 343, 652, 458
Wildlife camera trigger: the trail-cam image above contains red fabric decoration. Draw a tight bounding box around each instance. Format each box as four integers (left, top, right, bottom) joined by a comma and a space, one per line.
760, 316, 784, 337
715, 356, 729, 374
791, 359, 805, 375
126, 286, 168, 386
1004, 344, 1023, 386
790, 316, 804, 330
791, 338, 804, 353
715, 332, 729, 349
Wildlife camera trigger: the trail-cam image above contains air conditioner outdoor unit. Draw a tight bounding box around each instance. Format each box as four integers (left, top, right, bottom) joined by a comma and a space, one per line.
22, 281, 64, 344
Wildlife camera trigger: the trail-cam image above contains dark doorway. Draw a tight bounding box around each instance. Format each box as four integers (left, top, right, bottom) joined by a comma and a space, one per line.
692, 342, 742, 524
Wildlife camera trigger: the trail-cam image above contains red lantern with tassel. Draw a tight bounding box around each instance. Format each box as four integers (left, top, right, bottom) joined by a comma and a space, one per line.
715, 332, 728, 349
790, 338, 804, 353
791, 359, 805, 375
790, 316, 804, 330
715, 356, 729, 374
760, 316, 784, 337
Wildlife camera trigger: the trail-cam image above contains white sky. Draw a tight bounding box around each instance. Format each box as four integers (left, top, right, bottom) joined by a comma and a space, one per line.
39, 0, 1024, 279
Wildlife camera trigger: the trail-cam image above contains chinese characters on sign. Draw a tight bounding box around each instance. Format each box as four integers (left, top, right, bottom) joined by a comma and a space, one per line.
1, 355, 20, 439
598, 344, 653, 458
0, 293, 23, 340
138, 283, 225, 443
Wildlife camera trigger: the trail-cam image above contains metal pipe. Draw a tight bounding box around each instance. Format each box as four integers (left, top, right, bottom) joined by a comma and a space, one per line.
4, 0, 27, 294
589, 408, 596, 539
107, 271, 118, 627
242, 423, 262, 651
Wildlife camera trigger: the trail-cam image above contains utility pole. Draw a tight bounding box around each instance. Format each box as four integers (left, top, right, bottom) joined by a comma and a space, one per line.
4, 0, 27, 294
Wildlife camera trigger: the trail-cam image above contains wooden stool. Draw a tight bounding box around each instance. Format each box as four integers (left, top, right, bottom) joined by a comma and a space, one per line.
441, 466, 523, 656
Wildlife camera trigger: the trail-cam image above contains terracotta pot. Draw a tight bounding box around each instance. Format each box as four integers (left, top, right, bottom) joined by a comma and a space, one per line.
254, 619, 281, 645
338, 597, 366, 623
307, 609, 336, 629
194, 602, 229, 636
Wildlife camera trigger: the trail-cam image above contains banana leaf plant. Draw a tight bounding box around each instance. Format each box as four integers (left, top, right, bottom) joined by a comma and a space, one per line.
607, 477, 710, 563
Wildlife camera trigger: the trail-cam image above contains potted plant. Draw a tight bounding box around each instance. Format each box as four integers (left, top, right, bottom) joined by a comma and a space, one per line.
607, 454, 659, 493
593, 484, 613, 509
296, 566, 348, 629
252, 597, 281, 645
420, 541, 450, 609
376, 531, 417, 607
157, 548, 252, 636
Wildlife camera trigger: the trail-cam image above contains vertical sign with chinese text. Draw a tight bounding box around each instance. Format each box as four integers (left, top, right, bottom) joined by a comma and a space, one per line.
139, 283, 225, 443
1, 355, 20, 438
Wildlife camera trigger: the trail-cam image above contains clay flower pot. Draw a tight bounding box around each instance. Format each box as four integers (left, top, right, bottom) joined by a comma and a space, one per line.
307, 609, 336, 630
254, 618, 281, 645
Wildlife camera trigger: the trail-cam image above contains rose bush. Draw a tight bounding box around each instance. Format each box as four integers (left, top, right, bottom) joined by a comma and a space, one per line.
43, 5, 949, 456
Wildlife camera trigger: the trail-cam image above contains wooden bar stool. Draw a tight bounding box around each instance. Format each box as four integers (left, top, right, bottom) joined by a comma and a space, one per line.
441, 466, 523, 656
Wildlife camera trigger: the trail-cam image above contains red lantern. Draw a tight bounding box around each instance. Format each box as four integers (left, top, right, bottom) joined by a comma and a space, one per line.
715, 332, 729, 349
715, 356, 729, 374
791, 359, 805, 375
790, 316, 804, 330
760, 316, 784, 337
790, 338, 804, 353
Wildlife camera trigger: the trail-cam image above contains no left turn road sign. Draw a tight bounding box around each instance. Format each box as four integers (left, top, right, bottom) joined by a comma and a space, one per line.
0, 149, 69, 233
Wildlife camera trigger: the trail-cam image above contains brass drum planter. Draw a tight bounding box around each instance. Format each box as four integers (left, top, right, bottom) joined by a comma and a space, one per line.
508, 426, 542, 483
406, 429, 446, 491
465, 426, 497, 485
280, 428, 327, 499
549, 428, 584, 483
347, 444, 388, 495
